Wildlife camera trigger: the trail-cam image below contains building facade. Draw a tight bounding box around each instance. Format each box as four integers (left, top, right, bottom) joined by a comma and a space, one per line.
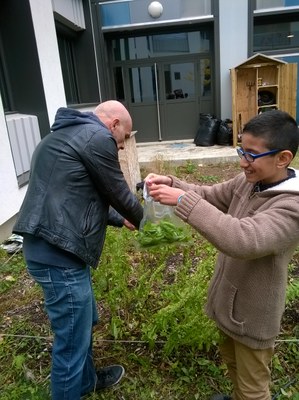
0, 0, 299, 240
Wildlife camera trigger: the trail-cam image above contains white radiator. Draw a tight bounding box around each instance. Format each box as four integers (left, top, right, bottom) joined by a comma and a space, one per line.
6, 114, 41, 187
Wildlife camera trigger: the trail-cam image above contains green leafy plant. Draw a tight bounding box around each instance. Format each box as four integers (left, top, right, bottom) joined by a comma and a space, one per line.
185, 160, 198, 174
286, 279, 299, 304
198, 174, 220, 184
141, 241, 220, 353
136, 219, 192, 247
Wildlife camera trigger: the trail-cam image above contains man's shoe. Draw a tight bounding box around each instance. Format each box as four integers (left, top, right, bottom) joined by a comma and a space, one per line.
210, 395, 232, 400
95, 364, 125, 390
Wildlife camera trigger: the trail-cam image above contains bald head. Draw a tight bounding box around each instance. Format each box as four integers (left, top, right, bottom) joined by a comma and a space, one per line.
94, 100, 132, 129
94, 101, 132, 150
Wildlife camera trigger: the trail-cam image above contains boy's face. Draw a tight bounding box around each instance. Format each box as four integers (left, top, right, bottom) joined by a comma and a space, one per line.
240, 133, 287, 184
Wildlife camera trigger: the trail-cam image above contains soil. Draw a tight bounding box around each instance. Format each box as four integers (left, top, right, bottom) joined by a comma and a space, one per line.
143, 160, 241, 183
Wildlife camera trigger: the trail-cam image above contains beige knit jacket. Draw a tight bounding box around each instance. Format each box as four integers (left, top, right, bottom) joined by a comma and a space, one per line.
171, 171, 299, 349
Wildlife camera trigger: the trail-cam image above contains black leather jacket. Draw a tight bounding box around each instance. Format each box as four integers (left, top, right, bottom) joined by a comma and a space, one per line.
13, 108, 143, 267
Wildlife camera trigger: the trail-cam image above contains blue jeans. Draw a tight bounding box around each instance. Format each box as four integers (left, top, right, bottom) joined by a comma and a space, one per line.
26, 261, 99, 400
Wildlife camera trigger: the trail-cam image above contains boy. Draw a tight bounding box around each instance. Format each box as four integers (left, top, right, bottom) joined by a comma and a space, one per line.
145, 110, 299, 399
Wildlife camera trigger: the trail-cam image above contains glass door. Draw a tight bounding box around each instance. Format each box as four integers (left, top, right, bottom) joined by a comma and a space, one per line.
162, 60, 198, 141
110, 29, 214, 142
113, 57, 213, 142
127, 63, 162, 142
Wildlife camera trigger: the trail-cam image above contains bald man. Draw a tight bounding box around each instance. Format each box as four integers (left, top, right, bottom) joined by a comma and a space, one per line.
13, 101, 143, 400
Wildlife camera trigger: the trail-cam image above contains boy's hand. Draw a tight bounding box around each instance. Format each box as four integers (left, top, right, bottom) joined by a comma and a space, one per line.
144, 173, 172, 187
148, 184, 185, 206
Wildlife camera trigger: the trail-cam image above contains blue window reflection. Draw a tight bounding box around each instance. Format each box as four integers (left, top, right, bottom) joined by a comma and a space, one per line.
101, 3, 130, 27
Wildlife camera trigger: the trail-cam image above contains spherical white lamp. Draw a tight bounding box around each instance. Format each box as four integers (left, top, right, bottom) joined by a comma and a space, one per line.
148, 1, 163, 19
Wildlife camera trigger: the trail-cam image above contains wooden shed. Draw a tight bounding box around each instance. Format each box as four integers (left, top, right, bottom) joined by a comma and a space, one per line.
231, 53, 297, 147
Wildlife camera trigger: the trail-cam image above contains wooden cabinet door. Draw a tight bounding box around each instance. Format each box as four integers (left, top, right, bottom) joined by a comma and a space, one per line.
279, 63, 297, 120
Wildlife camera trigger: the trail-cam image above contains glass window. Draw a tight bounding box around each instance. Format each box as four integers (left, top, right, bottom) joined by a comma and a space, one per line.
129, 66, 157, 103
113, 67, 125, 101
100, 2, 130, 27
200, 59, 211, 97
99, 0, 212, 28
256, 0, 299, 9
112, 31, 211, 61
253, 18, 299, 51
0, 50, 11, 111
152, 33, 189, 53
57, 35, 80, 105
0, 32, 14, 112
164, 63, 195, 100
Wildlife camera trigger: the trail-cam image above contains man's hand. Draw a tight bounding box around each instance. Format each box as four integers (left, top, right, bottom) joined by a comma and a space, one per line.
123, 219, 136, 231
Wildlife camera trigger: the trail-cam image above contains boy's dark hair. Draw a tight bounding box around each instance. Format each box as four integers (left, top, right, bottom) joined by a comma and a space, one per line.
243, 110, 299, 157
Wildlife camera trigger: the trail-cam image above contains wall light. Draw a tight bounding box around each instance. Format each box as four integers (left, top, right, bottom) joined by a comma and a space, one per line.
148, 1, 163, 19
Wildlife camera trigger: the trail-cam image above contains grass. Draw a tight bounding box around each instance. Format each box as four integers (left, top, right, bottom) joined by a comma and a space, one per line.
0, 158, 299, 399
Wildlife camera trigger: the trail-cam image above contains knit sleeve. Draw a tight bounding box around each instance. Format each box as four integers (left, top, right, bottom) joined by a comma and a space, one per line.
174, 191, 201, 222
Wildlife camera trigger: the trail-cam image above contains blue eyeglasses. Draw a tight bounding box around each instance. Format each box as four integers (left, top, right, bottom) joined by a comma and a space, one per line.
236, 147, 281, 163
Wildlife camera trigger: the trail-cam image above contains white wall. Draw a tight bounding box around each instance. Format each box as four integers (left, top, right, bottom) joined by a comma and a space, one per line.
218, 0, 249, 119
0, 0, 70, 241
29, 0, 67, 125
52, 0, 86, 30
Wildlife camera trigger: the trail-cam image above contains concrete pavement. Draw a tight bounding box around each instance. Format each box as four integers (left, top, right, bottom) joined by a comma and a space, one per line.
136, 139, 239, 166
